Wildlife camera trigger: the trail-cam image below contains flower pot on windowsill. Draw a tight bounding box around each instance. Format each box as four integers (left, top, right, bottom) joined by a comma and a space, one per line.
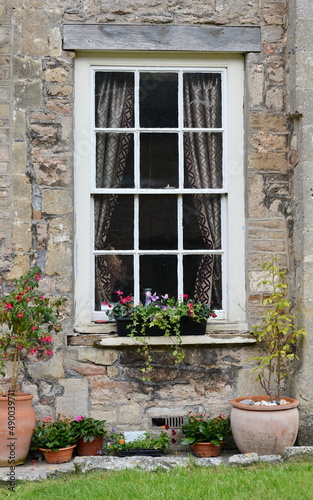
116, 317, 206, 337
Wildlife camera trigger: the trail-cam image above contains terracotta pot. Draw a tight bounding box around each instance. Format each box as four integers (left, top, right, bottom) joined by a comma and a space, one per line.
230, 396, 299, 455
192, 442, 222, 457
77, 436, 103, 456
0, 392, 36, 467
39, 444, 76, 464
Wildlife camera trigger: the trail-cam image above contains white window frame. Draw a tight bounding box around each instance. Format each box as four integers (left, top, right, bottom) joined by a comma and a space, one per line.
74, 52, 246, 329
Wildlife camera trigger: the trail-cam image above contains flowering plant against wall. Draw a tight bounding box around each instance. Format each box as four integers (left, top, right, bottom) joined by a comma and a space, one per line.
71, 416, 107, 443
180, 411, 231, 446
129, 293, 216, 337
31, 416, 77, 452
106, 291, 134, 319
0, 266, 67, 394
103, 429, 171, 455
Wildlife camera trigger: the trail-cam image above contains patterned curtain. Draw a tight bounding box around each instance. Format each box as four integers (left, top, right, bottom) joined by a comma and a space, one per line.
94, 73, 134, 307
183, 73, 222, 307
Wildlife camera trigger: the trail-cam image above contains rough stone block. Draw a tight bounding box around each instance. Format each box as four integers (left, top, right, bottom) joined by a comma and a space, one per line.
283, 446, 313, 460
33, 159, 71, 186
13, 55, 42, 80
118, 403, 142, 425
228, 453, 259, 466
297, 414, 313, 446
42, 189, 72, 215
56, 378, 89, 417
14, 80, 42, 110
12, 221, 32, 252
77, 347, 118, 366
237, 369, 267, 398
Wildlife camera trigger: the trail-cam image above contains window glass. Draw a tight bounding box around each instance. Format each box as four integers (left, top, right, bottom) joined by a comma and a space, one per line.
140, 73, 178, 128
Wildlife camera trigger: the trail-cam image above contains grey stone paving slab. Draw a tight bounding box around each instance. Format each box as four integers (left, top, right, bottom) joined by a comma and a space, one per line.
0, 447, 312, 482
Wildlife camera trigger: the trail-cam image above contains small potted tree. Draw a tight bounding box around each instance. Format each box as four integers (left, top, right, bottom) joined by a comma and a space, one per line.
230, 260, 306, 455
0, 266, 66, 465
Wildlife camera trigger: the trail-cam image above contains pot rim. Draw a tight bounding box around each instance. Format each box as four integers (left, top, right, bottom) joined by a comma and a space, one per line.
230, 395, 299, 411
39, 444, 76, 453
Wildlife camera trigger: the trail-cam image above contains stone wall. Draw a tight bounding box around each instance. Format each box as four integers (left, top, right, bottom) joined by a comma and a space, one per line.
0, 0, 312, 442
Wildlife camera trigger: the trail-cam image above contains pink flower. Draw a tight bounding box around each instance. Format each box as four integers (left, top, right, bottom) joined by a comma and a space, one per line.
116, 290, 123, 296
75, 416, 84, 421
5, 303, 13, 309
42, 416, 54, 423
36, 274, 41, 281
17, 345, 22, 350
40, 336, 53, 342
46, 349, 53, 356
30, 348, 38, 354
31, 326, 37, 330
17, 313, 24, 318
210, 313, 217, 318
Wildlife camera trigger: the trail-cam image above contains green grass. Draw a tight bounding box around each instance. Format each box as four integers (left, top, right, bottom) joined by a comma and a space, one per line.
1, 460, 313, 499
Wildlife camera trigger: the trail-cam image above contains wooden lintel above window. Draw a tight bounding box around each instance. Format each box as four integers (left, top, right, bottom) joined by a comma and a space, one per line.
63, 25, 261, 53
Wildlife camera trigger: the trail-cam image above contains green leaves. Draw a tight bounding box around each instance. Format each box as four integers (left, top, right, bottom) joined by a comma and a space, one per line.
249, 259, 307, 403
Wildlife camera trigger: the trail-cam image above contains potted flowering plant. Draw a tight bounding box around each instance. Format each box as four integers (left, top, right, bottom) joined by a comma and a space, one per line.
103, 429, 171, 457
71, 416, 107, 456
180, 411, 230, 457
0, 266, 66, 394
0, 266, 66, 466
106, 291, 134, 336
31, 415, 77, 463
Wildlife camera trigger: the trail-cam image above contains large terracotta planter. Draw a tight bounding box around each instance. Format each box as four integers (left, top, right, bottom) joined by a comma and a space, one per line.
192, 442, 222, 457
39, 444, 76, 464
0, 392, 36, 466
230, 396, 299, 455
77, 436, 103, 456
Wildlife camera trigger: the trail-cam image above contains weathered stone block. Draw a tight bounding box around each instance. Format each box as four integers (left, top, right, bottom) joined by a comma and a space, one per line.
33, 159, 71, 186
44, 66, 69, 83
12, 221, 32, 252
77, 347, 118, 366
248, 152, 287, 171
56, 378, 89, 417
298, 414, 313, 446
13, 55, 42, 80
29, 123, 60, 147
42, 189, 72, 215
14, 80, 42, 110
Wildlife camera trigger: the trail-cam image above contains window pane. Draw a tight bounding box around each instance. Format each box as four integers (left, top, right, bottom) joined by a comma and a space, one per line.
183, 254, 222, 309
95, 254, 134, 310
96, 133, 134, 188
139, 195, 177, 250
140, 133, 178, 188
183, 73, 222, 128
140, 255, 177, 297
184, 132, 223, 188
140, 73, 178, 128
95, 72, 134, 128
94, 195, 134, 250
183, 194, 221, 250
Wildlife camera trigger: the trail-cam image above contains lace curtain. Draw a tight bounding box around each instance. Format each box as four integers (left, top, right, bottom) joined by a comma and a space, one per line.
94, 72, 222, 308
94, 73, 134, 308
183, 73, 222, 307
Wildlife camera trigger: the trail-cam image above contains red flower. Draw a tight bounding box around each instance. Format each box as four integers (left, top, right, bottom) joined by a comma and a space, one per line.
5, 303, 13, 309
46, 350, 53, 356
17, 313, 24, 318
210, 313, 217, 318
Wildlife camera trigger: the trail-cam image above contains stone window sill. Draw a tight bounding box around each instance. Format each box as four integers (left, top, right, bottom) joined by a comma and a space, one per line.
68, 321, 256, 347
